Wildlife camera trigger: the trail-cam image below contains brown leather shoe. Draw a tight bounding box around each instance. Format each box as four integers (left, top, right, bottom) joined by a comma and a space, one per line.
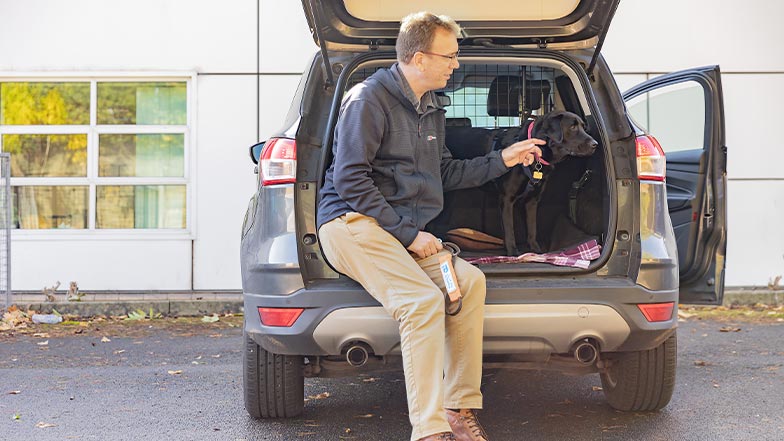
445, 409, 489, 441
418, 432, 457, 441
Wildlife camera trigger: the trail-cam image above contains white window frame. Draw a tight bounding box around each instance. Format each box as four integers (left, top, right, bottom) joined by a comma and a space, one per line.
0, 72, 197, 241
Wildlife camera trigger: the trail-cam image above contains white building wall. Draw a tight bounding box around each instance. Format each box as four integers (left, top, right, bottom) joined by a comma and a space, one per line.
1, 0, 781, 290
0, 0, 261, 290
603, 0, 784, 287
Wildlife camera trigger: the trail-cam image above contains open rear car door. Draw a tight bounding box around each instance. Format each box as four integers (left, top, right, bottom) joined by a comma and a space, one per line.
624, 66, 727, 305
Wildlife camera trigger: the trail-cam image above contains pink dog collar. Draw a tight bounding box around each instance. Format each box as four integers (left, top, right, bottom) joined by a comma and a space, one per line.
528, 119, 550, 166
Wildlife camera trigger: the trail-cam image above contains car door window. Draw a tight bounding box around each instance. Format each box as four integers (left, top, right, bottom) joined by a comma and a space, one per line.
625, 80, 705, 153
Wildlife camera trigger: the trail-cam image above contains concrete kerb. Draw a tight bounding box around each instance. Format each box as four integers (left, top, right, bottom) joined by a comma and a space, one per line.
7, 291, 244, 318
723, 288, 783, 306
12, 300, 243, 318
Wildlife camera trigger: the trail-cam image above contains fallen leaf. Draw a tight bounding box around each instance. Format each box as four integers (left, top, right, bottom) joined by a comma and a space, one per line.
306, 392, 331, 400
591, 386, 603, 391
362, 377, 378, 383
167, 370, 183, 375
35, 422, 56, 428
113, 350, 126, 355
211, 354, 221, 358
677, 311, 694, 319
601, 425, 627, 431
8, 390, 21, 395
202, 315, 220, 323
36, 340, 49, 346
12, 412, 21, 421
719, 326, 741, 332
354, 414, 375, 418
32, 333, 50, 338
101, 336, 111, 342
694, 360, 711, 367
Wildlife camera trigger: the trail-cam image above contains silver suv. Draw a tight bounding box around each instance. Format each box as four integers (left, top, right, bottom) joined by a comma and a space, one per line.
240, 0, 727, 418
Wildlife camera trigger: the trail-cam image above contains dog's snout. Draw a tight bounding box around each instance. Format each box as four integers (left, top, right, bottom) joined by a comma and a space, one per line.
589, 139, 598, 149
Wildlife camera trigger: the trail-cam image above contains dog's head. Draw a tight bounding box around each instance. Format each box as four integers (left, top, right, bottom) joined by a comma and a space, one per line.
533, 111, 598, 163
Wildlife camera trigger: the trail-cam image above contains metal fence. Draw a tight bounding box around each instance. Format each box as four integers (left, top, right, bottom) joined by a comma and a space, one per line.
0, 153, 10, 308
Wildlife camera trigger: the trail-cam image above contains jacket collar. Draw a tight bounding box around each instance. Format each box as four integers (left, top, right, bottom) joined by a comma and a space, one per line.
372, 63, 440, 114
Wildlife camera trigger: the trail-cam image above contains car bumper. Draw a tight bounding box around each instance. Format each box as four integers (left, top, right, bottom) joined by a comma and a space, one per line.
244, 278, 678, 356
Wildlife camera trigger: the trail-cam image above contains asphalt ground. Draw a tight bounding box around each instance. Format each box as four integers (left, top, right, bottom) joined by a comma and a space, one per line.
0, 315, 782, 441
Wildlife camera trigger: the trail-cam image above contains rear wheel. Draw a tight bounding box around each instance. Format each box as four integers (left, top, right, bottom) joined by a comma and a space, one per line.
243, 331, 304, 418
600, 332, 677, 411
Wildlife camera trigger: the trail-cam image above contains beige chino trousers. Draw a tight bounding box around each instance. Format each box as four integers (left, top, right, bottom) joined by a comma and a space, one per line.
319, 212, 486, 441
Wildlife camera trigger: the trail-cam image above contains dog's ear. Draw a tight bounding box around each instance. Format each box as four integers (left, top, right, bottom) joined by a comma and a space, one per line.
543, 112, 565, 144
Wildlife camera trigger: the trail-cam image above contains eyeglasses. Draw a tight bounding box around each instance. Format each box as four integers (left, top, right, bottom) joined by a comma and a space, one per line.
420, 50, 460, 62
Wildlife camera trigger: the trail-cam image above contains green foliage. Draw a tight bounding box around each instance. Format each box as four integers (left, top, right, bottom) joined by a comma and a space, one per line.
124, 307, 163, 321
0, 82, 89, 125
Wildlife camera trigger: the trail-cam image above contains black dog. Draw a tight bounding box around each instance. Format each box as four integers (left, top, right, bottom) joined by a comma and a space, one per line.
496, 111, 598, 255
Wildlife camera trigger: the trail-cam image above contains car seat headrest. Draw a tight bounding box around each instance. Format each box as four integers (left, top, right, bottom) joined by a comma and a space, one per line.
487, 76, 551, 117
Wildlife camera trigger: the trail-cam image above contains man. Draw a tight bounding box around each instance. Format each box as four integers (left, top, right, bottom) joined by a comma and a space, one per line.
317, 12, 544, 441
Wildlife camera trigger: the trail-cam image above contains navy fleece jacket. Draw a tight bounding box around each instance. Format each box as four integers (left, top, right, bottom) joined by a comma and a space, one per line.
317, 64, 509, 247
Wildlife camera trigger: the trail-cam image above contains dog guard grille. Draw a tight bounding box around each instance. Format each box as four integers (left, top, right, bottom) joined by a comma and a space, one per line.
345, 63, 558, 129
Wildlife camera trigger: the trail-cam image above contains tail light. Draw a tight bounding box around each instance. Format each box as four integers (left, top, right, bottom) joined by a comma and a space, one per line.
260, 138, 296, 185
637, 302, 675, 322
257, 307, 304, 327
636, 135, 666, 182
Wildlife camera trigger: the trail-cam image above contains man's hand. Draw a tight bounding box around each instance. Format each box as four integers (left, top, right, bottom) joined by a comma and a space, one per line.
406, 231, 443, 259
501, 138, 546, 168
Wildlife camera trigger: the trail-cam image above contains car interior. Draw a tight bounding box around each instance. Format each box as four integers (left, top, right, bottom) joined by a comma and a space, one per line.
336, 61, 609, 260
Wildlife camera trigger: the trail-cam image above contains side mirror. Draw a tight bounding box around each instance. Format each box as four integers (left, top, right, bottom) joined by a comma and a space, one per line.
249, 141, 265, 165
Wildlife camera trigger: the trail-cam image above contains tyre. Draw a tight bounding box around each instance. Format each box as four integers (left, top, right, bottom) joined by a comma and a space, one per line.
243, 330, 304, 418
600, 332, 677, 411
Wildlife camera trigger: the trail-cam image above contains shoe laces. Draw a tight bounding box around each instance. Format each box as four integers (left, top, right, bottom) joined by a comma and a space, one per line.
436, 433, 457, 441
462, 410, 489, 440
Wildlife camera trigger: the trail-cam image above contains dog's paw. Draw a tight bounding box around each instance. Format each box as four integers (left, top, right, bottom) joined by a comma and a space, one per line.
529, 242, 543, 254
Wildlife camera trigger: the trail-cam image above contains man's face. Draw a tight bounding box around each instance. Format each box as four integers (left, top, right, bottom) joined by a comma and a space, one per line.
419, 28, 460, 91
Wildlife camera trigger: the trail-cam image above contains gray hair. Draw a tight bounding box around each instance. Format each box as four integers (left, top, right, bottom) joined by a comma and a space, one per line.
396, 12, 461, 64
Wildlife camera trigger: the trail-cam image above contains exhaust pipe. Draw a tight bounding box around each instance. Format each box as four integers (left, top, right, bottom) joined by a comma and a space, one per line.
345, 344, 370, 367
573, 340, 598, 365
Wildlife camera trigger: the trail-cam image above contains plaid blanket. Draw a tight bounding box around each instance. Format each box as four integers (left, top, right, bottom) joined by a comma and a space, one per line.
463, 240, 601, 269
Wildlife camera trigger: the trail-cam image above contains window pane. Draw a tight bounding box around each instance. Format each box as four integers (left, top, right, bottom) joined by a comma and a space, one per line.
97, 185, 186, 229
4, 134, 87, 177
99, 134, 184, 177
0, 82, 89, 125
97, 82, 186, 125
626, 80, 705, 153
12, 186, 88, 229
